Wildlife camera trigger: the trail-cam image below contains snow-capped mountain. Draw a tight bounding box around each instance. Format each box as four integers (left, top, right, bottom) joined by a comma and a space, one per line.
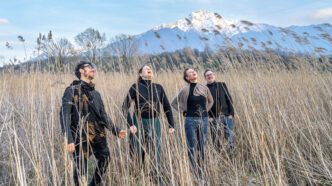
130, 10, 331, 56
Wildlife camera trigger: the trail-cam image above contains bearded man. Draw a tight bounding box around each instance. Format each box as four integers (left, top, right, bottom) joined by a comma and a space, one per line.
60, 61, 127, 186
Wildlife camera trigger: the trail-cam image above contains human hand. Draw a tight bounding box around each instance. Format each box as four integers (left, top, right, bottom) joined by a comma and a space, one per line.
119, 130, 127, 139
208, 118, 214, 123
169, 128, 175, 134
129, 126, 137, 134
68, 143, 75, 153
228, 115, 233, 119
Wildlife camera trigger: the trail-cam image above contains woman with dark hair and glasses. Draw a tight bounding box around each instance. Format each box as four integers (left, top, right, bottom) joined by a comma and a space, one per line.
122, 64, 175, 185
171, 68, 213, 184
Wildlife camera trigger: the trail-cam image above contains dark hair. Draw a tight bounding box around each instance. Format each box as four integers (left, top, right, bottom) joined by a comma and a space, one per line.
183, 68, 190, 83
137, 64, 150, 82
75, 61, 92, 79
204, 69, 213, 77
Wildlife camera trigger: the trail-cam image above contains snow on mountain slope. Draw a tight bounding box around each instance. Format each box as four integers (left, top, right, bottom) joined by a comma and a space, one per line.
133, 10, 331, 56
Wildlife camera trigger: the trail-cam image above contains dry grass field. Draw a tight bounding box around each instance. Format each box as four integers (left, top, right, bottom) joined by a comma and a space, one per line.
0, 58, 331, 185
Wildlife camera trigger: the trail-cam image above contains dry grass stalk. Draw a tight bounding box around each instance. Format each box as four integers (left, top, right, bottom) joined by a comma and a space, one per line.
199, 36, 209, 41
241, 20, 254, 26
214, 13, 222, 19
1, 60, 331, 185
154, 32, 161, 39
201, 28, 209, 33
185, 18, 192, 25
213, 30, 221, 35
215, 25, 222, 29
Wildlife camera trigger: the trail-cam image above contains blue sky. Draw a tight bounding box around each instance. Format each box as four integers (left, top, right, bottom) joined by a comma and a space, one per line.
0, 0, 331, 65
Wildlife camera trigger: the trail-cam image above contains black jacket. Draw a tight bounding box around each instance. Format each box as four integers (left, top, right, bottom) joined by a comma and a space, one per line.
60, 80, 120, 144
122, 80, 174, 128
207, 82, 234, 117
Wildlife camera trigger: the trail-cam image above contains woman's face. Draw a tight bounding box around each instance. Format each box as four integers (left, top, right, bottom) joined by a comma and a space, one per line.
140, 65, 153, 80
186, 68, 197, 82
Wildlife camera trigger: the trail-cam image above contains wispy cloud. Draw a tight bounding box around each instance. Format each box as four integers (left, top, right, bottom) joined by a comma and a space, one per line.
0, 18, 9, 24
311, 8, 332, 20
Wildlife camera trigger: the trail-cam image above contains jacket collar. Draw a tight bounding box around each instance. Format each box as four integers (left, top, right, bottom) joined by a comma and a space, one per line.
207, 81, 217, 87
71, 80, 95, 91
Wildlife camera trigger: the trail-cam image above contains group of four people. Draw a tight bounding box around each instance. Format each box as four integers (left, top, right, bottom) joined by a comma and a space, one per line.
60, 61, 234, 186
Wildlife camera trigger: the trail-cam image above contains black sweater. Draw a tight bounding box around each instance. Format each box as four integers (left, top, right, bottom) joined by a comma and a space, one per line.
60, 80, 120, 144
122, 80, 174, 128
207, 82, 234, 117
186, 83, 208, 117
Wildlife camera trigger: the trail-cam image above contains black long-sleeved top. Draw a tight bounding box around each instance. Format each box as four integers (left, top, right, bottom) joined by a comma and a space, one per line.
186, 83, 208, 117
207, 81, 234, 117
60, 80, 120, 144
122, 79, 174, 128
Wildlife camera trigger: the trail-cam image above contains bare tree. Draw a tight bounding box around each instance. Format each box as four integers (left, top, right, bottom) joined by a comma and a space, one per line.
74, 27, 106, 63
40, 33, 74, 71
109, 34, 139, 70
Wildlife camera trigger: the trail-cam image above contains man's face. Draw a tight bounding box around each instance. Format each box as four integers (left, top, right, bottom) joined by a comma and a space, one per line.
81, 64, 95, 80
205, 71, 215, 84
186, 69, 197, 82
140, 66, 153, 80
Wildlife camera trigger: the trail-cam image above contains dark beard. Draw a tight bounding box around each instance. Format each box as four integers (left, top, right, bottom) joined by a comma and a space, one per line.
84, 70, 94, 80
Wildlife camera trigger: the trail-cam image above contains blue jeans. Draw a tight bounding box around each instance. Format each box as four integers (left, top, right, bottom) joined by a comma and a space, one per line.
185, 117, 209, 178
129, 115, 162, 185
210, 116, 235, 151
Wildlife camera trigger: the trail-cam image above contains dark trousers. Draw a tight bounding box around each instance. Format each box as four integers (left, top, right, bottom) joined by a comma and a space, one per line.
184, 117, 208, 179
129, 115, 162, 185
73, 123, 110, 186
210, 116, 235, 152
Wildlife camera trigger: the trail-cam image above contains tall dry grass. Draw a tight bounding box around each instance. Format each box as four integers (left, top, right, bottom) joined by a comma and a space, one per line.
0, 59, 331, 185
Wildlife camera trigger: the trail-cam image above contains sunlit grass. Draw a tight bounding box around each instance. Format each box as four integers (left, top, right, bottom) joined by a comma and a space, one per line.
0, 58, 331, 185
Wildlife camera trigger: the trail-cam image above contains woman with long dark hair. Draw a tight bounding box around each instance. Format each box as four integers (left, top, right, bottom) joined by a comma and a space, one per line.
122, 64, 175, 185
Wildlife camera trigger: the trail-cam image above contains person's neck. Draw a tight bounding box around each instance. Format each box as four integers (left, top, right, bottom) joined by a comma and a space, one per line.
142, 77, 152, 81
207, 80, 215, 85
80, 78, 90, 84
190, 80, 198, 84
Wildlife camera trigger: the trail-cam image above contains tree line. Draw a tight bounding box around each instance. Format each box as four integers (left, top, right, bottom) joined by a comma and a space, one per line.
2, 27, 331, 73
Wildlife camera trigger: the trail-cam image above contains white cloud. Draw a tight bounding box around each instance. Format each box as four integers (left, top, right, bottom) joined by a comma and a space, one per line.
311, 8, 332, 20
0, 18, 9, 24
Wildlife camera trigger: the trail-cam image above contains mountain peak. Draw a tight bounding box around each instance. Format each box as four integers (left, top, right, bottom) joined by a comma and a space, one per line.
153, 9, 238, 32
189, 9, 216, 19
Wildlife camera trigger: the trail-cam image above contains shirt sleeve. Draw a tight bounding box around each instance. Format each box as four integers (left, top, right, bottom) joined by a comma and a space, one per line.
160, 85, 175, 128
99, 94, 121, 136
59, 87, 75, 144
122, 84, 136, 127
206, 86, 214, 111
222, 82, 234, 116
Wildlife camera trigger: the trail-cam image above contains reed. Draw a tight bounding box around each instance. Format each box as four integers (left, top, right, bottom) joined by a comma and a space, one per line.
0, 57, 331, 185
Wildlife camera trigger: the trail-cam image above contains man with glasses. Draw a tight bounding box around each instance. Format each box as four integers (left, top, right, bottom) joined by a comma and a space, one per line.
204, 69, 235, 153
60, 61, 127, 186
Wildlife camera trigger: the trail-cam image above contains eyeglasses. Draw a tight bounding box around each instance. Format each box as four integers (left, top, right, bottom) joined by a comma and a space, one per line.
205, 73, 214, 77
83, 64, 95, 70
